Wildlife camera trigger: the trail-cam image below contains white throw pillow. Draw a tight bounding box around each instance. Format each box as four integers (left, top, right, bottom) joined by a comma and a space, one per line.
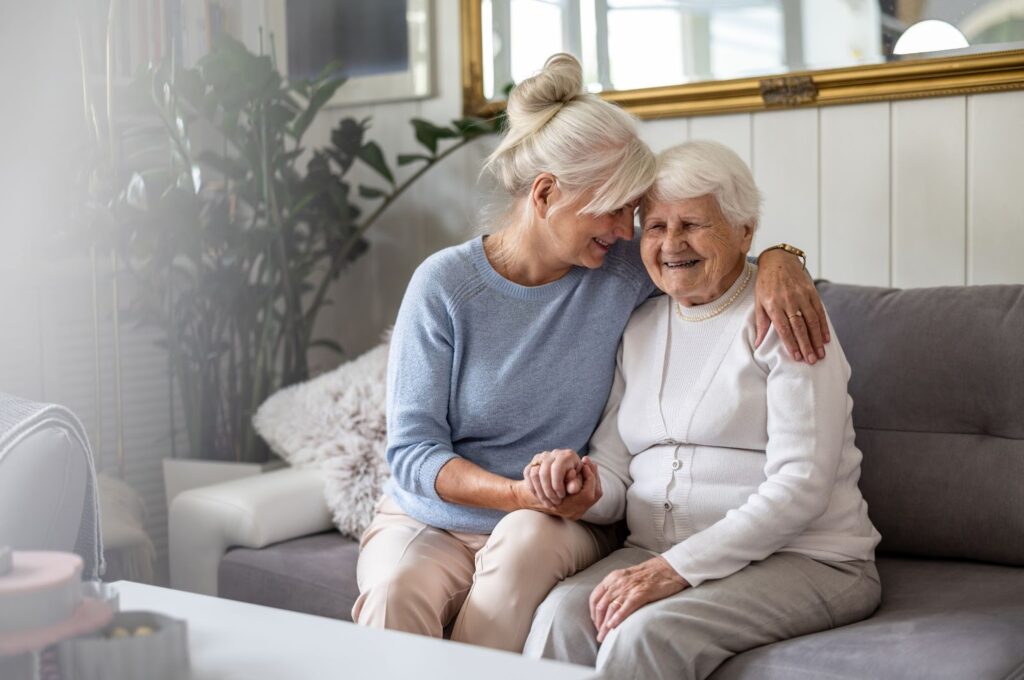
252, 340, 391, 539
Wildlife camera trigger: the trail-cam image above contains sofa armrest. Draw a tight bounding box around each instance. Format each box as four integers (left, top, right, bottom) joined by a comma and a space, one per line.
169, 467, 333, 595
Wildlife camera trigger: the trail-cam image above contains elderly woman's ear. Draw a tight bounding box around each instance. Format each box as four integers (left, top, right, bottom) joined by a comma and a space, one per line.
740, 223, 755, 253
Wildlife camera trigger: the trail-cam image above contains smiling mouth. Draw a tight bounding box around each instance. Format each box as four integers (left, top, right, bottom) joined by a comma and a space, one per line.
664, 259, 701, 269
593, 237, 612, 249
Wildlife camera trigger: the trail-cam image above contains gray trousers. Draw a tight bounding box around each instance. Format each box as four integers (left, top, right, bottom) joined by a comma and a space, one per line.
524, 547, 880, 680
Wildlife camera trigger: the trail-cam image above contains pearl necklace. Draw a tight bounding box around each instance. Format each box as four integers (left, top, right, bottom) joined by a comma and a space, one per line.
674, 264, 753, 323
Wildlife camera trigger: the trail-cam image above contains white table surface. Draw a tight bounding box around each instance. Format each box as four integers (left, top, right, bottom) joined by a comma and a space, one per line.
113, 581, 599, 680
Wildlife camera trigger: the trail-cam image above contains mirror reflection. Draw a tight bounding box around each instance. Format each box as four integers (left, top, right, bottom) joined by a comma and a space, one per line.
481, 0, 1024, 99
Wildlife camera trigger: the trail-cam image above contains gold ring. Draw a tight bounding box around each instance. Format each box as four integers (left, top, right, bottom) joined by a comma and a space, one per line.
611, 600, 622, 608
787, 311, 803, 320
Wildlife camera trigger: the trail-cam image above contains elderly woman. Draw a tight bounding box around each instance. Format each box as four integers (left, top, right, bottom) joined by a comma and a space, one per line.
354, 54, 831, 653
524, 141, 882, 678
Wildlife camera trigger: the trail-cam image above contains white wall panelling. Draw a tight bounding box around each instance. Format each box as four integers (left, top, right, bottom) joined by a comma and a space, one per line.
640, 118, 690, 153
690, 114, 753, 166
892, 97, 967, 288
819, 102, 892, 287
967, 90, 1024, 285
751, 108, 821, 278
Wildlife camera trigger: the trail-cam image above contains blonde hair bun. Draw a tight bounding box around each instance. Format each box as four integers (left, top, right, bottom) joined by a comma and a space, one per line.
507, 53, 584, 122
482, 52, 654, 219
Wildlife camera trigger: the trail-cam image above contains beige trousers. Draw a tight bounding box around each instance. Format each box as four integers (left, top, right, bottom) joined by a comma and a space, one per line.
525, 547, 881, 680
352, 497, 617, 652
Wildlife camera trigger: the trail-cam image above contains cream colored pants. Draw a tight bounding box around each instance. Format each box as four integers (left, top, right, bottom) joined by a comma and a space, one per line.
352, 497, 617, 652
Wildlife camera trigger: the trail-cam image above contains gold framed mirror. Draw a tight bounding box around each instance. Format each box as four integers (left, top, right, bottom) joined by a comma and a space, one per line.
461, 0, 1024, 119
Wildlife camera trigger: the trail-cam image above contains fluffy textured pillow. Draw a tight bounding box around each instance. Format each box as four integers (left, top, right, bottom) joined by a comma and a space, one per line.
253, 340, 391, 539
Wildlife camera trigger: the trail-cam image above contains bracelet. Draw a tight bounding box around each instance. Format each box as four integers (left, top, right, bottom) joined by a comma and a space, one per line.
759, 243, 807, 270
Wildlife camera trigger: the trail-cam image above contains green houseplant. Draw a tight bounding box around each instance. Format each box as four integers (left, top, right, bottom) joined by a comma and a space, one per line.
76, 32, 502, 473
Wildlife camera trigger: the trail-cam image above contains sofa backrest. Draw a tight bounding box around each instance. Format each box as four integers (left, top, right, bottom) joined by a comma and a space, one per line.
817, 282, 1024, 566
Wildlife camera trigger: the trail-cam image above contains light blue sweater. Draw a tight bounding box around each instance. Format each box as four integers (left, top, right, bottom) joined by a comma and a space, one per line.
384, 235, 655, 533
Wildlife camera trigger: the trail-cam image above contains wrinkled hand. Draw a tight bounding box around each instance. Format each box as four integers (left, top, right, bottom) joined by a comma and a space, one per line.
589, 557, 689, 643
754, 249, 830, 364
514, 456, 602, 520
523, 449, 584, 509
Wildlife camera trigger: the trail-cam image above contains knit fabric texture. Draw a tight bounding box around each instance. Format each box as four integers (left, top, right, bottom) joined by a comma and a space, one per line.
384, 235, 654, 533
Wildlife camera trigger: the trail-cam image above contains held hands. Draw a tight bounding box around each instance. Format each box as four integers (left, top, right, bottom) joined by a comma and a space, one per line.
514, 449, 602, 520
524, 449, 584, 507
754, 249, 830, 364
589, 557, 689, 643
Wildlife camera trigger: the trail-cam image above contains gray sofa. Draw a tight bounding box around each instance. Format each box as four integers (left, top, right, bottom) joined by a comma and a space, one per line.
170, 281, 1024, 679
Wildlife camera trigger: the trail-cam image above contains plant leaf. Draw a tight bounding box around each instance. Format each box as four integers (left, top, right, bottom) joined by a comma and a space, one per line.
358, 185, 388, 199
330, 118, 367, 173
291, 75, 347, 141
397, 153, 432, 166
451, 116, 502, 141
197, 150, 248, 180
175, 68, 206, 110
410, 118, 460, 155
356, 142, 394, 184
311, 60, 345, 86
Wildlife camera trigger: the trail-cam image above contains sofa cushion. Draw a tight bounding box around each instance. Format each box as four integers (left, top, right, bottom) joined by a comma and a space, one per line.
817, 283, 1024, 438
252, 341, 390, 542
712, 556, 1024, 680
218, 531, 360, 621
818, 282, 1024, 565
854, 430, 1023, 566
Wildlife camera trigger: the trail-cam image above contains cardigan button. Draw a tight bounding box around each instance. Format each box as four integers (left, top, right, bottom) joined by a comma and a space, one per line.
663, 501, 673, 511
671, 459, 681, 470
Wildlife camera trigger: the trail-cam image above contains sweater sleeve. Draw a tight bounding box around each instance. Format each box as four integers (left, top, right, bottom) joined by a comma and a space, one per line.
582, 345, 633, 524
662, 315, 851, 587
384, 263, 460, 502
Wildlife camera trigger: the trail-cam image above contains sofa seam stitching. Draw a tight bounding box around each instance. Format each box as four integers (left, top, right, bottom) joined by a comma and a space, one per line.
855, 425, 1023, 442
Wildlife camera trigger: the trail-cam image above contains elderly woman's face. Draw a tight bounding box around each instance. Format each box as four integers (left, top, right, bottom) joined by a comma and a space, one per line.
640, 194, 753, 306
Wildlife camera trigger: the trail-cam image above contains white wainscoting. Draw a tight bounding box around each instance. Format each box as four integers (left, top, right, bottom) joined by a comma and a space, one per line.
2, 0, 1022, 584
968, 92, 1024, 285
820, 102, 892, 287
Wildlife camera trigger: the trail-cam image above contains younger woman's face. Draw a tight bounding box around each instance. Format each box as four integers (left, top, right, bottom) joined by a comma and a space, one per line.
543, 189, 639, 270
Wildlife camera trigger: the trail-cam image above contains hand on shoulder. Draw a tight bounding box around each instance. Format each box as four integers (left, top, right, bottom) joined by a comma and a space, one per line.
753, 249, 830, 364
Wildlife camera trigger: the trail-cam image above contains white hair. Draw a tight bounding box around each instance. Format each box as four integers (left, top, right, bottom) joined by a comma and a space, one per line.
647, 140, 762, 232
482, 53, 655, 219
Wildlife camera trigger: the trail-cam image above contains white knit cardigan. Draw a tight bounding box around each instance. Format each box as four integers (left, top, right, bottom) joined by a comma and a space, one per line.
583, 271, 880, 587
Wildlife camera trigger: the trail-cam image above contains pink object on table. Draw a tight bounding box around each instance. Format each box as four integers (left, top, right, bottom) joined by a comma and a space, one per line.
0, 551, 114, 656
0, 551, 81, 595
